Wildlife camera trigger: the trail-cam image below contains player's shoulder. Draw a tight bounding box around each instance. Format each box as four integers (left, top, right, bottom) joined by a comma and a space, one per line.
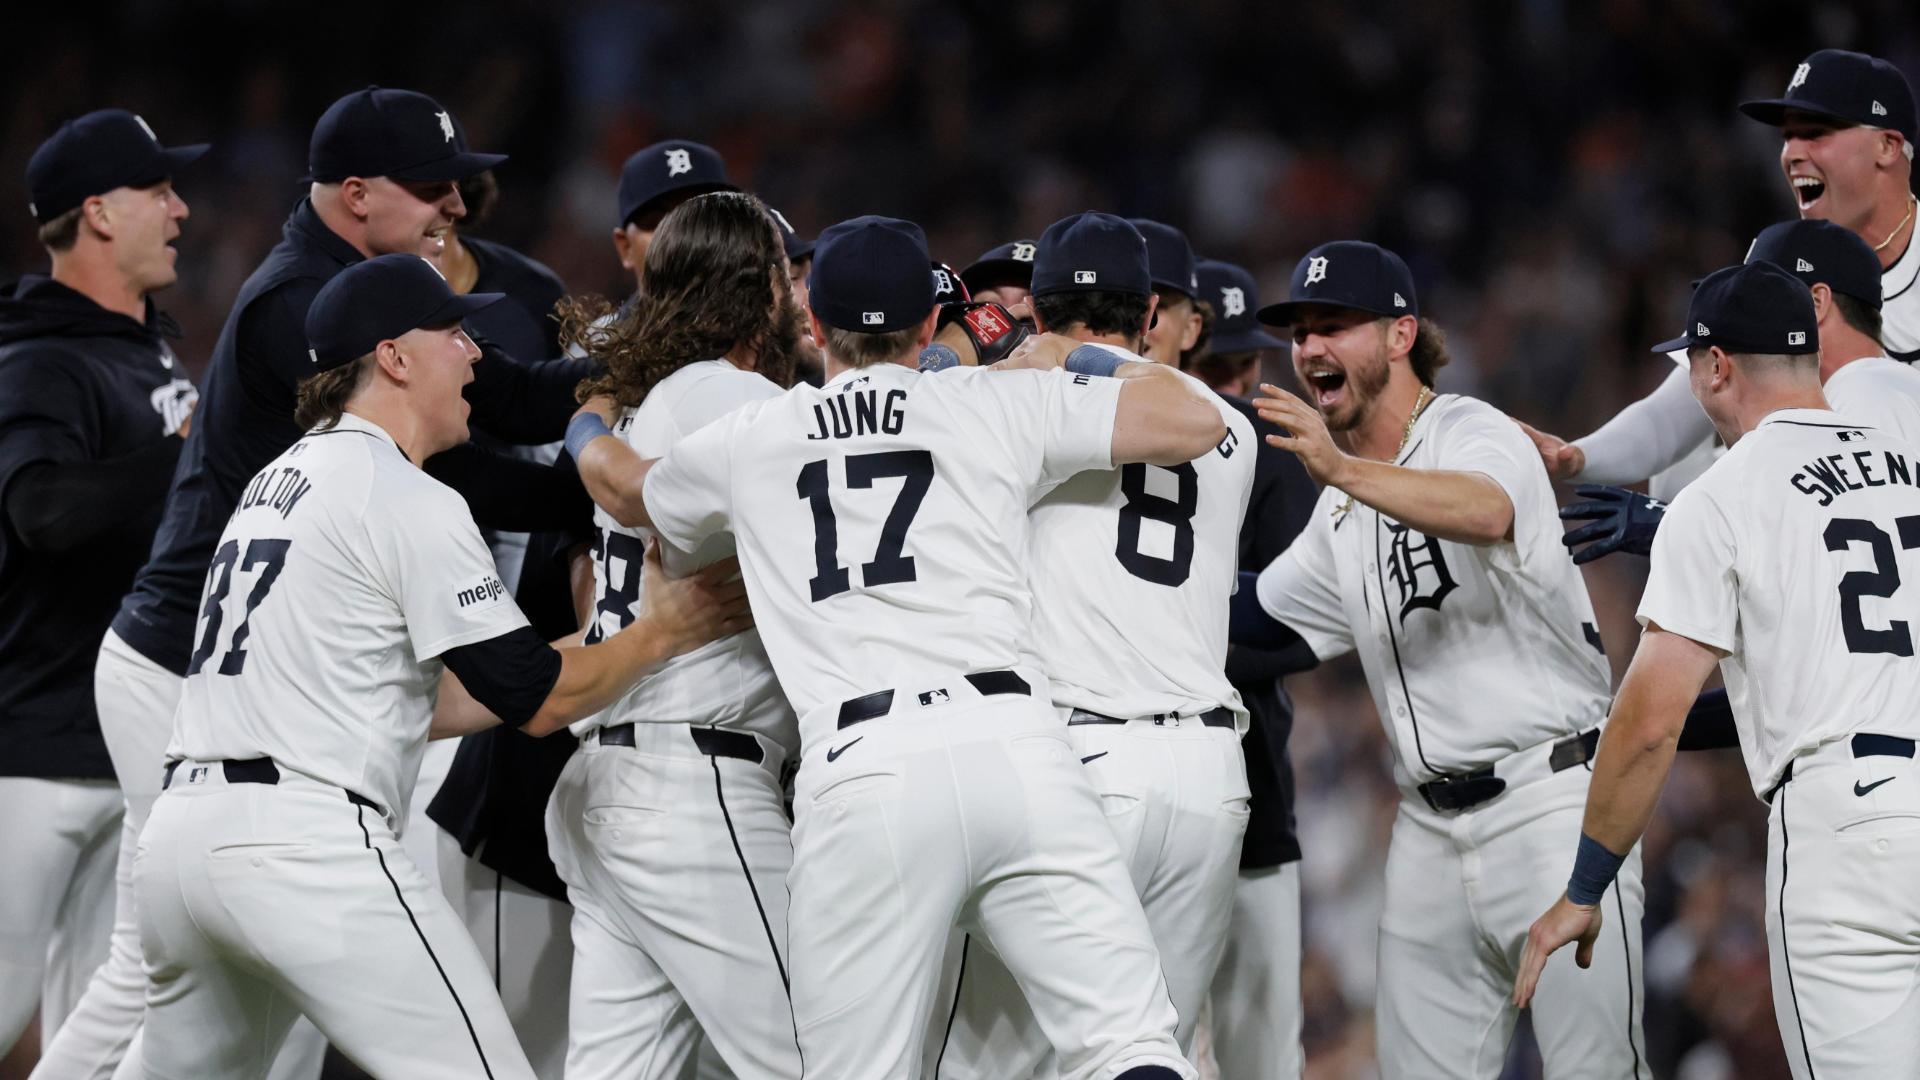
1423, 392, 1526, 446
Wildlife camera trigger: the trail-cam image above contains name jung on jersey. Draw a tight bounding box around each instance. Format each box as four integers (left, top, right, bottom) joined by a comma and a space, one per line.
1791, 436, 1920, 507
808, 382, 907, 441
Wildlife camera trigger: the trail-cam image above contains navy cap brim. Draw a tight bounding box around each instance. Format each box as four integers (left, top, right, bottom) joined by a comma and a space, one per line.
1649, 334, 1696, 354
786, 237, 816, 263
160, 144, 211, 173
1150, 275, 1197, 299
1737, 98, 1858, 129
959, 259, 1032, 293
624, 182, 739, 227
1256, 297, 1399, 326
419, 290, 508, 329
1211, 327, 1289, 352
388, 150, 510, 182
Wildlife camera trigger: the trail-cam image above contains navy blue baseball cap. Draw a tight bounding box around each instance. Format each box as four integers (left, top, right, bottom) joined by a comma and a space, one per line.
305, 254, 506, 370
1196, 259, 1286, 353
617, 140, 736, 228
1257, 241, 1418, 325
308, 87, 505, 184
1651, 261, 1819, 356
26, 110, 207, 223
768, 206, 814, 263
807, 216, 937, 333
1129, 219, 1199, 298
960, 239, 1037, 294
1745, 218, 1883, 308
1032, 213, 1151, 298
1740, 49, 1918, 144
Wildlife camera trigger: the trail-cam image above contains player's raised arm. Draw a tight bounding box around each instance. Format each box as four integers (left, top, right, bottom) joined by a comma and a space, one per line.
566, 396, 657, 528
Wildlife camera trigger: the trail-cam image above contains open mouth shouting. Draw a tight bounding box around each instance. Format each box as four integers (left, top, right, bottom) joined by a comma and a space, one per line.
1303, 366, 1348, 412
1790, 172, 1826, 213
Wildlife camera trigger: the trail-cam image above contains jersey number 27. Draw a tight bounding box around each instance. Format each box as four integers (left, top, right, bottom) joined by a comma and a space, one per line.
1827, 516, 1920, 656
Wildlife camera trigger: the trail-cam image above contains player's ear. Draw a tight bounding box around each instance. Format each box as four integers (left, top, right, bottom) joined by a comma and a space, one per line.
914, 305, 939, 349
79, 194, 112, 242
611, 226, 634, 271
338, 178, 371, 221
1387, 314, 1418, 359
806, 308, 830, 351
1809, 282, 1834, 324
1140, 292, 1161, 342
372, 338, 409, 384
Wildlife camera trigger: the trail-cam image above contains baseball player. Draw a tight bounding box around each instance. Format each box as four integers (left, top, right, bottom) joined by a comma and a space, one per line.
88, 84, 591, 1080
958, 238, 1037, 310
567, 213, 1226, 1080
132, 253, 744, 1080
611, 139, 737, 293
1521, 49, 1917, 493
1560, 219, 1920, 567
1188, 257, 1316, 1080
0, 110, 202, 1065
542, 192, 805, 1080
1240, 241, 1646, 1078
1130, 219, 1206, 369
934, 213, 1255, 1075
1516, 260, 1920, 1079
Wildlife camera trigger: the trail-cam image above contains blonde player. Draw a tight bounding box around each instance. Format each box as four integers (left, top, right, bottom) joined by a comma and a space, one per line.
545, 193, 806, 1079
935, 214, 1255, 1076
1241, 241, 1645, 1078
569, 213, 1224, 1080
133, 255, 745, 1080
1518, 260, 1920, 1079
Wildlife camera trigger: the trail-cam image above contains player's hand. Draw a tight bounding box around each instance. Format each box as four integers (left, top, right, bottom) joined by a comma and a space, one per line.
574, 394, 619, 428
1513, 894, 1604, 1008
636, 542, 753, 657
1252, 383, 1352, 487
1516, 420, 1585, 481
993, 331, 1076, 372
1560, 484, 1666, 565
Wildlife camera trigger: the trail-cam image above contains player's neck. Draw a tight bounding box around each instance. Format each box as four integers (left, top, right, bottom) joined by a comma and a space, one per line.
723, 340, 759, 372
342, 398, 439, 467
1346, 375, 1429, 462
1818, 327, 1886, 382
822, 354, 915, 382
49, 250, 146, 324
439, 234, 480, 295
1056, 326, 1142, 354
1735, 382, 1832, 437
1860, 189, 1917, 270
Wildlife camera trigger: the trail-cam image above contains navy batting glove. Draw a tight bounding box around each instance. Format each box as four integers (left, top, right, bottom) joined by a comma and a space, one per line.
1560, 484, 1665, 565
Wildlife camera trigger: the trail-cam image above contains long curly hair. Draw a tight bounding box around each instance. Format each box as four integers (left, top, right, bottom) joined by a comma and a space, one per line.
565, 191, 799, 407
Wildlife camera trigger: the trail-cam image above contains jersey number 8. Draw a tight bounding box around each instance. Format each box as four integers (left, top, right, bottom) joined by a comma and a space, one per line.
1116, 462, 1198, 586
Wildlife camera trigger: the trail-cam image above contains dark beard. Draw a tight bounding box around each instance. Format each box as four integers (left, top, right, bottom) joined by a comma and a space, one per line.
1324, 346, 1391, 433
752, 296, 806, 389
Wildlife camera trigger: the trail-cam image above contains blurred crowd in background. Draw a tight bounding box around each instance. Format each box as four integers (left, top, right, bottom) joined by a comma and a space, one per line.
4, 2, 1918, 1077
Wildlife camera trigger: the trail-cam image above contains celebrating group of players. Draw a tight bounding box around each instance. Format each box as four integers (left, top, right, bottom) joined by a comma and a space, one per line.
0, 42, 1916, 1080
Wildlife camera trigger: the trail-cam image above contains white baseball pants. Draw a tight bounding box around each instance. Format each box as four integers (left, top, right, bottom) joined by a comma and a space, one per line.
544, 724, 801, 1080
790, 688, 1193, 1080
435, 829, 572, 1080
134, 765, 533, 1080
30, 630, 325, 1080
1376, 764, 1646, 1079
0, 774, 117, 1059
1766, 734, 1920, 1079
933, 715, 1248, 1077
1201, 861, 1303, 1080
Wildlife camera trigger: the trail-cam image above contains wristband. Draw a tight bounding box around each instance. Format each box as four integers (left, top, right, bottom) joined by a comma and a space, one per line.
565, 413, 614, 463
1064, 344, 1125, 378
918, 343, 962, 373
1566, 832, 1626, 905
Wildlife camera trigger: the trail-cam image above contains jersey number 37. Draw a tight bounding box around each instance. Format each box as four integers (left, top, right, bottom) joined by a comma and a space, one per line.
186, 538, 293, 676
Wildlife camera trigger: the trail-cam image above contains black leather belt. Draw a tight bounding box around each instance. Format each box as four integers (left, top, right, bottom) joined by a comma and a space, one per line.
1067, 706, 1235, 730
837, 670, 1031, 729
162, 757, 382, 814
597, 722, 764, 765
1417, 728, 1600, 814
1764, 732, 1916, 804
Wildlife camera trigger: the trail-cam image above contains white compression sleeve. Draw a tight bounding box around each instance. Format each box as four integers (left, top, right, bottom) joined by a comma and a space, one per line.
1570, 365, 1716, 485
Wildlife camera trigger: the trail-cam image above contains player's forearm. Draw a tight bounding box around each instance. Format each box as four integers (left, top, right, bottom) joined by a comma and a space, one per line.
523, 620, 676, 736
1112, 370, 1228, 466
574, 434, 656, 529
1572, 366, 1714, 485
1579, 632, 1703, 853
1330, 459, 1514, 545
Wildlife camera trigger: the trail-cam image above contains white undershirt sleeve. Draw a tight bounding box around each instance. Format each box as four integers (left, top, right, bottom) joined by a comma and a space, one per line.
1571, 365, 1716, 485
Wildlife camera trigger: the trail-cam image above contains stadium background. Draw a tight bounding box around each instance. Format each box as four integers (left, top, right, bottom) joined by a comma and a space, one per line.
3, 2, 1917, 1077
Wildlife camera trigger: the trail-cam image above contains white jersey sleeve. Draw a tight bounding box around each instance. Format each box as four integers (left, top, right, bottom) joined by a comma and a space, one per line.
643, 412, 742, 554
1426, 400, 1554, 569
1254, 490, 1357, 661
972, 367, 1120, 492
1571, 364, 1717, 487
1822, 357, 1920, 445
1883, 233, 1920, 362
1636, 485, 1739, 652
364, 479, 528, 661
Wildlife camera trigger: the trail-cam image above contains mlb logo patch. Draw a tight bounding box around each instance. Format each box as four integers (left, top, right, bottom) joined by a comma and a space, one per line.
188, 766, 209, 785
1073, 270, 1097, 284
917, 688, 951, 707
862, 312, 885, 325
1788, 331, 1807, 345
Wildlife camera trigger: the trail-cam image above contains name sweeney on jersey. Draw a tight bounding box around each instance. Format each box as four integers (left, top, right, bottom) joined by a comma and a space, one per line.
808, 384, 907, 440
236, 465, 312, 520
1790, 440, 1920, 507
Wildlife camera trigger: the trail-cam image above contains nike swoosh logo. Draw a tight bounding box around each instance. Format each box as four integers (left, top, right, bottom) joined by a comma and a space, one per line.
1080, 752, 1108, 765
826, 737, 862, 763
1855, 777, 1895, 797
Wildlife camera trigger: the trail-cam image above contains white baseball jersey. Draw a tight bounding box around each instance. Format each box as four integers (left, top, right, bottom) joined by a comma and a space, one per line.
1823, 356, 1920, 443
1255, 394, 1612, 782
1884, 231, 1919, 362
640, 362, 1122, 753
1024, 348, 1254, 726
580, 359, 796, 752
1639, 408, 1920, 797
168, 413, 528, 821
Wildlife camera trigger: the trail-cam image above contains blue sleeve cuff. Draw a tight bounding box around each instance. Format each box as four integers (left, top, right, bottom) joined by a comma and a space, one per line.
1566, 832, 1626, 906
564, 413, 614, 463
919, 343, 962, 373
1064, 344, 1125, 378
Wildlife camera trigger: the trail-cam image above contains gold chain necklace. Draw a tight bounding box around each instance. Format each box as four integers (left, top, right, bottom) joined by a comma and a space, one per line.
1873, 195, 1917, 254
1335, 385, 1433, 519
